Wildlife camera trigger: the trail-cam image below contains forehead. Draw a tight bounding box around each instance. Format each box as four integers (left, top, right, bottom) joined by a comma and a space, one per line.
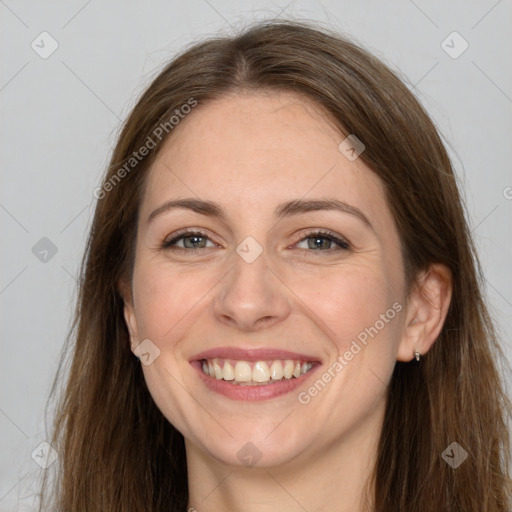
140, 91, 394, 237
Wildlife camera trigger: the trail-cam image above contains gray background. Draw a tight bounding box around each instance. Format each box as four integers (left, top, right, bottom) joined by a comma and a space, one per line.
1, 1, 511, 509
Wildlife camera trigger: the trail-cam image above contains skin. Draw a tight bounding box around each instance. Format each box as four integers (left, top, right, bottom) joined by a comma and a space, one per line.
121, 90, 452, 511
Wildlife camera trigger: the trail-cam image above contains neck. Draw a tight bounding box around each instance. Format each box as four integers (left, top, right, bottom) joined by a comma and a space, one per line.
185, 405, 383, 512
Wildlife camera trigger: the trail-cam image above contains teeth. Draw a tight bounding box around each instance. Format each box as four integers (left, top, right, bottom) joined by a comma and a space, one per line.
301, 361, 310, 375
253, 361, 270, 382
213, 360, 223, 379
222, 361, 235, 381
283, 360, 294, 379
270, 360, 283, 380
200, 358, 314, 384
234, 361, 252, 382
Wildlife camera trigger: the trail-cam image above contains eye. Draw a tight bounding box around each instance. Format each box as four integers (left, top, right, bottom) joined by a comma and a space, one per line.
160, 229, 351, 253
295, 230, 351, 252
162, 231, 218, 250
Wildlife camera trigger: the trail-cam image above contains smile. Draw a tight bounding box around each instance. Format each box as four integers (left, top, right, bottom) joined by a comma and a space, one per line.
200, 358, 314, 385
190, 347, 322, 401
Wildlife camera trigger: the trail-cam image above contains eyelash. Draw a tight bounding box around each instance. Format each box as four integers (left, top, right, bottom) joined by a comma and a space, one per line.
160, 229, 351, 254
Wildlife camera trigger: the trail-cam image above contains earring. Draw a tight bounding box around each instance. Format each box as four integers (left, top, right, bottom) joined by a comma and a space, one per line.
414, 349, 421, 362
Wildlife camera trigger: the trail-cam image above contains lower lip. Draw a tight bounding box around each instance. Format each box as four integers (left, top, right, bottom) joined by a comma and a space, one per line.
190, 360, 321, 401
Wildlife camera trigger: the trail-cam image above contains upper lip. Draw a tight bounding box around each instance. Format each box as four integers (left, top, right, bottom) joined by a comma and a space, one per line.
190, 346, 322, 363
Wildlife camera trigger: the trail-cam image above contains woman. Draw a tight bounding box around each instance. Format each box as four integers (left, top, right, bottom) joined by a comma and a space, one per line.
40, 20, 511, 511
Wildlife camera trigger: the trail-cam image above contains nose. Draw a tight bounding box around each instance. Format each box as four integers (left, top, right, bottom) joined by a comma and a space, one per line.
213, 248, 292, 332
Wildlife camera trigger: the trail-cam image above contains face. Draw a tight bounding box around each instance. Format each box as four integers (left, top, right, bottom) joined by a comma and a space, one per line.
122, 91, 409, 469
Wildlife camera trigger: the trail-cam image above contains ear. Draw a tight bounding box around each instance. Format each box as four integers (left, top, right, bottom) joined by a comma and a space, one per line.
397, 263, 452, 362
118, 278, 139, 352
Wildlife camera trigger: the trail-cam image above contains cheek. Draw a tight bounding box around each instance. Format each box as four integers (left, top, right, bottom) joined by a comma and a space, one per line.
284, 265, 401, 438
289, 262, 403, 410
290, 263, 401, 352
131, 260, 209, 342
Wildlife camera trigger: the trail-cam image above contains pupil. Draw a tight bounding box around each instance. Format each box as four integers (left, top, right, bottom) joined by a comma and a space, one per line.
309, 237, 330, 250
186, 236, 204, 248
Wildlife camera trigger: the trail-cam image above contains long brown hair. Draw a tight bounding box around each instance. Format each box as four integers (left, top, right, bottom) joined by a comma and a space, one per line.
40, 19, 511, 511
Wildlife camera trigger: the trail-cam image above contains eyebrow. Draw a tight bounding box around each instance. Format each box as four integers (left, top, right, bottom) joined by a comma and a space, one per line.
146, 197, 374, 231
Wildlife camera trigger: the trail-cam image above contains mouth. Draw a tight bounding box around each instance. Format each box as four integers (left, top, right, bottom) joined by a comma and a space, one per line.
197, 358, 315, 385
189, 347, 322, 400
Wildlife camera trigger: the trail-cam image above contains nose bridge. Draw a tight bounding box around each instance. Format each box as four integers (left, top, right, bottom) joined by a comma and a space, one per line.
213, 238, 291, 331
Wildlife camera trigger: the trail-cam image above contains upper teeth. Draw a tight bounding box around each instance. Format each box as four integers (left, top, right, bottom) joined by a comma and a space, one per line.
201, 358, 313, 384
